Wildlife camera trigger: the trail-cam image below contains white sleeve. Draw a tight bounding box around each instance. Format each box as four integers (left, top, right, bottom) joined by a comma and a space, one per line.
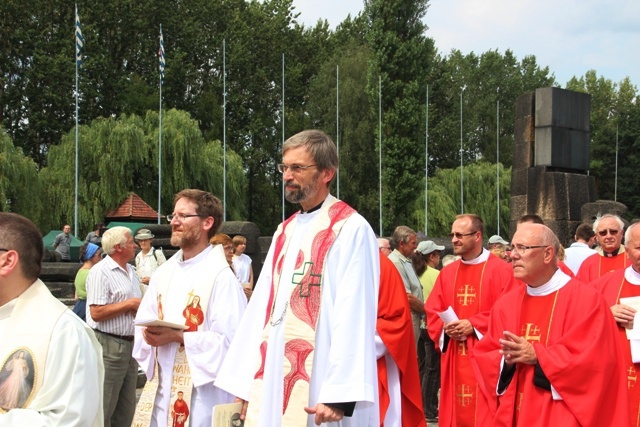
0, 312, 102, 426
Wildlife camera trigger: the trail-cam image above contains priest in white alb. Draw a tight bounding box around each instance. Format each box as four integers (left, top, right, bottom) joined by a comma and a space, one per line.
215, 130, 380, 426
133, 189, 247, 427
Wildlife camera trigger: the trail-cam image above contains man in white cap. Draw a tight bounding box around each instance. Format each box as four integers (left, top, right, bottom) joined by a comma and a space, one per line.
415, 240, 444, 423
487, 235, 509, 261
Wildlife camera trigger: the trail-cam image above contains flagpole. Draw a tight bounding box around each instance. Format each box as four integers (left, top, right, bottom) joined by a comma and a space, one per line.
425, 85, 429, 235
74, 4, 82, 237
378, 75, 382, 236
281, 53, 285, 223
158, 25, 165, 224
336, 65, 340, 199
496, 93, 500, 235
460, 86, 465, 214
223, 39, 227, 221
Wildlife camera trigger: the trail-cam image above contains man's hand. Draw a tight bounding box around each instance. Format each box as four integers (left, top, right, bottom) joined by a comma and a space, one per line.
499, 331, 537, 366
407, 294, 426, 314
142, 326, 183, 347
141, 276, 151, 285
304, 403, 344, 425
444, 319, 473, 341
611, 303, 636, 328
128, 297, 142, 314
234, 397, 248, 420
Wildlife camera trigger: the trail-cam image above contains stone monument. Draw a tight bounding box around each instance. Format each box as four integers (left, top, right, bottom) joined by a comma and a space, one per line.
510, 87, 596, 245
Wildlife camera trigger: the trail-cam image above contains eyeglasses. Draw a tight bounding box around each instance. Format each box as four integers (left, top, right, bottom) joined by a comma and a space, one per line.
277, 164, 317, 174
510, 244, 548, 255
448, 231, 477, 239
597, 228, 620, 237
167, 213, 203, 222
223, 245, 234, 252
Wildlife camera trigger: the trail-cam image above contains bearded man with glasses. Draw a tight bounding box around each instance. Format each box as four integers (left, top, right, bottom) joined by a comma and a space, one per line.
577, 213, 631, 283
425, 214, 516, 427
472, 223, 629, 426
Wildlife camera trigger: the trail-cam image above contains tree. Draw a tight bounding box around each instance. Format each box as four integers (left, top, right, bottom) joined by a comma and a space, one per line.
38, 109, 246, 235
0, 127, 42, 224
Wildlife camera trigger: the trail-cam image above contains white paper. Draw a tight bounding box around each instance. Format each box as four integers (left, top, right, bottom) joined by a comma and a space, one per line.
134, 319, 189, 330
437, 306, 459, 325
620, 296, 640, 339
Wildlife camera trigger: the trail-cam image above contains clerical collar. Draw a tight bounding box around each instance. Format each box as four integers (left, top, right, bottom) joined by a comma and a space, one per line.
461, 248, 489, 265
603, 247, 621, 257
300, 200, 324, 214
527, 269, 571, 296
625, 266, 640, 285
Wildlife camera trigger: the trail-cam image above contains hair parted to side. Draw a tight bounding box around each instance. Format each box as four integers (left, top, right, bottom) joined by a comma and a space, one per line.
101, 226, 131, 255
592, 213, 624, 233
456, 214, 485, 237
174, 189, 224, 239
0, 213, 43, 281
283, 130, 338, 183
232, 235, 247, 248
391, 225, 416, 248
575, 223, 595, 241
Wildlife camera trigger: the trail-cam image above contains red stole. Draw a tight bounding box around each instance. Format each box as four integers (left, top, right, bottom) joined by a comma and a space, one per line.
615, 277, 640, 426
514, 292, 558, 425
452, 262, 486, 427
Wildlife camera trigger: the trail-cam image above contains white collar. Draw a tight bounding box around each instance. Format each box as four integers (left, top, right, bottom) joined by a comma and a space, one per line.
526, 269, 571, 296
461, 248, 489, 265
625, 266, 640, 285
0, 298, 17, 321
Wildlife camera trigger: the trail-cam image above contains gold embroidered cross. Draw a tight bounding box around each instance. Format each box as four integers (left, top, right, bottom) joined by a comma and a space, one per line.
520, 323, 541, 342
456, 384, 473, 407
629, 366, 637, 389
456, 284, 476, 306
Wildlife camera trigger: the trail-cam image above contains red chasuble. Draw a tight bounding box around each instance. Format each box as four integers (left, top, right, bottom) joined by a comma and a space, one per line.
576, 251, 630, 283
472, 278, 630, 427
425, 253, 516, 427
593, 268, 640, 426
377, 253, 426, 427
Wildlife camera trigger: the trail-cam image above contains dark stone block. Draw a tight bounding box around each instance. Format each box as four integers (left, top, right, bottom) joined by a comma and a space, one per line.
544, 220, 581, 247
219, 221, 261, 255
535, 127, 590, 171
515, 92, 535, 118
514, 116, 535, 145
513, 140, 535, 170
510, 168, 530, 196
535, 87, 591, 130
581, 201, 629, 224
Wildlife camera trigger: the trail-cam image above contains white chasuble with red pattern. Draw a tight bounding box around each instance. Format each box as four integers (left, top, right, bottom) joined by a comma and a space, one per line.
245, 199, 355, 427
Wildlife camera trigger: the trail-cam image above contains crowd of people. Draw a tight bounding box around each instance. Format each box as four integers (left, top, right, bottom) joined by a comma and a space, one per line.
1, 129, 640, 426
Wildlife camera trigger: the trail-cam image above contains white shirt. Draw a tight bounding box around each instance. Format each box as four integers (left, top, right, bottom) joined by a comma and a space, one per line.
232, 253, 252, 284
564, 242, 597, 275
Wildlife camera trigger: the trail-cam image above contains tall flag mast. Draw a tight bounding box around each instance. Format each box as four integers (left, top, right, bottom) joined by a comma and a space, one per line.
74, 4, 84, 237
158, 25, 165, 224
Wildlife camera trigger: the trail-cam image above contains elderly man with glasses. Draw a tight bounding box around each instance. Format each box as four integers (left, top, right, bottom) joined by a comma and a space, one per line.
425, 214, 516, 427
473, 222, 629, 426
577, 213, 632, 283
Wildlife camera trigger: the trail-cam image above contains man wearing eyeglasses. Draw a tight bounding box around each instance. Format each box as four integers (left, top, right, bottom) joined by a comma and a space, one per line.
592, 222, 640, 424
0, 213, 103, 425
425, 214, 515, 427
216, 130, 379, 426
577, 213, 631, 283
132, 189, 247, 427
473, 223, 629, 426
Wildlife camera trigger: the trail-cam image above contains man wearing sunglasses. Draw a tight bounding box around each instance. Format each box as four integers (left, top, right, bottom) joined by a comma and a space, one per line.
577, 213, 631, 283
473, 223, 629, 426
425, 214, 516, 427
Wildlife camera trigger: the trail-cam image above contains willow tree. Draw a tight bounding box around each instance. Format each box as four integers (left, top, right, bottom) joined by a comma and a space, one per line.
412, 162, 511, 237
0, 127, 42, 223
38, 109, 247, 235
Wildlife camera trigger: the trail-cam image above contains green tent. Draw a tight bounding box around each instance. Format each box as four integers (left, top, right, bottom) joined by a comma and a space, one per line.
42, 230, 84, 261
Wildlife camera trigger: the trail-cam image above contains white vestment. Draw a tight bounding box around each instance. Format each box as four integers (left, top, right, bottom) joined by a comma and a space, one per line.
215, 195, 380, 427
0, 298, 103, 426
232, 253, 252, 284
133, 245, 247, 427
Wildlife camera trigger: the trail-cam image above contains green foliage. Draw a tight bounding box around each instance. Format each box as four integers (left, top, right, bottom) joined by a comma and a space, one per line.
38, 109, 247, 235
0, 127, 42, 224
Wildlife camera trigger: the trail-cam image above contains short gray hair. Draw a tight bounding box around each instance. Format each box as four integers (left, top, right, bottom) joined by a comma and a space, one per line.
625, 222, 640, 247
593, 213, 624, 233
391, 226, 416, 248
102, 226, 131, 255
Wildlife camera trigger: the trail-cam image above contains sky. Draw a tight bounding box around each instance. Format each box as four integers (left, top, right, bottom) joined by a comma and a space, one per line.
290, 0, 640, 87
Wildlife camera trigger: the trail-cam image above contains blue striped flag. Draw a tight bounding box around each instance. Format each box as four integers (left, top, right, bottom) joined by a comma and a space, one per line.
158, 26, 165, 84
75, 6, 84, 67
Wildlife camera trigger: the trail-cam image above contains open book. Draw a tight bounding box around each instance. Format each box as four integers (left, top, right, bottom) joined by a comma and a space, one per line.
212, 402, 244, 426
134, 319, 189, 330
